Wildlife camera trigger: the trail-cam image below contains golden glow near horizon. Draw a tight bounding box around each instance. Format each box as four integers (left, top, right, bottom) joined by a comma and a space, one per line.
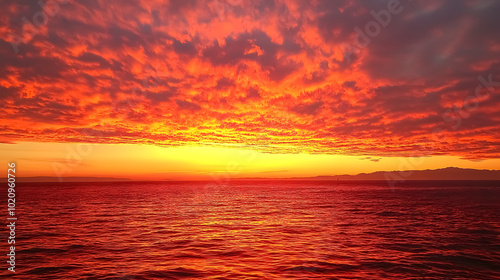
2, 142, 500, 180
1, 1, 499, 177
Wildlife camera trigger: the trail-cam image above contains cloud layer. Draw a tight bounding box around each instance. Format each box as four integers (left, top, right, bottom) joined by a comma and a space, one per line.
1, 0, 499, 159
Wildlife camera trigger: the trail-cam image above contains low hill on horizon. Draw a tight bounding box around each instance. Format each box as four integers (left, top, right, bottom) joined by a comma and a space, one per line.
306, 167, 500, 181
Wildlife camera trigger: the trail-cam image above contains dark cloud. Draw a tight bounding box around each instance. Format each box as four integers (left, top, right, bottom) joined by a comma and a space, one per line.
202, 30, 303, 81
215, 77, 235, 90
145, 90, 176, 103
77, 52, 111, 67
290, 101, 323, 115
172, 39, 197, 56
0, 86, 20, 100
342, 81, 358, 90
176, 99, 201, 111
246, 87, 261, 99
359, 1, 500, 81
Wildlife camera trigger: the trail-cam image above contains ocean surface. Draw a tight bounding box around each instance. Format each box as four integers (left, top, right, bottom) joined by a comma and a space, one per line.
2, 180, 500, 279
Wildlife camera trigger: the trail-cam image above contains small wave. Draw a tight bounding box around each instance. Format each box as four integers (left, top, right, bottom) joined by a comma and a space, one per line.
140, 267, 205, 278
376, 210, 401, 217
19, 247, 66, 255
215, 249, 247, 257
27, 265, 79, 275
174, 253, 206, 259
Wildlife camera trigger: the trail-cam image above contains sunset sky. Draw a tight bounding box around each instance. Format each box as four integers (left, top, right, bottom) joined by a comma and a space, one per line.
1, 0, 500, 180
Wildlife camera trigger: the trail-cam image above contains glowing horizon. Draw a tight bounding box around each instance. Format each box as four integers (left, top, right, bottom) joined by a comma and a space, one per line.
2, 142, 500, 181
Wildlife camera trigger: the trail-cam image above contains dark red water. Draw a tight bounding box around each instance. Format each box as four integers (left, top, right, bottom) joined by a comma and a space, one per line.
2, 181, 499, 279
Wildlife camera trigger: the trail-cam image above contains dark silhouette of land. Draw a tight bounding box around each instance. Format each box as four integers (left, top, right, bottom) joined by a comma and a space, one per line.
295, 167, 500, 181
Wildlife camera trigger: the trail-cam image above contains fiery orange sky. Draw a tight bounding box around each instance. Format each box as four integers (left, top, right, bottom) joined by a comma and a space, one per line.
1, 0, 500, 180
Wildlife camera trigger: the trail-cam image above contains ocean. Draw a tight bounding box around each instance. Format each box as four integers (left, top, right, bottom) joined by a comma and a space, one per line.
3, 180, 499, 279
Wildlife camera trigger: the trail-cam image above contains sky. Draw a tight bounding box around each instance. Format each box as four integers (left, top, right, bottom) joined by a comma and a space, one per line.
1, 0, 500, 180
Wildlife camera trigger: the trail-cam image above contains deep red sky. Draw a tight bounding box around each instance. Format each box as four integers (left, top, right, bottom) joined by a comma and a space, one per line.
1, 0, 500, 179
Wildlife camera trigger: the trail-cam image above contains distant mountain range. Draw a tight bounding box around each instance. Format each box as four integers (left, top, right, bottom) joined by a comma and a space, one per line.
304, 167, 500, 181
